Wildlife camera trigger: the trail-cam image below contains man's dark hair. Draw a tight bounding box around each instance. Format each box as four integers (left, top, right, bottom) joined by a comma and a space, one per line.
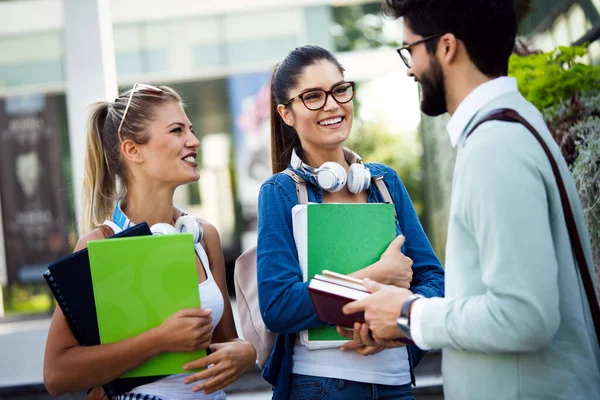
383, 0, 531, 77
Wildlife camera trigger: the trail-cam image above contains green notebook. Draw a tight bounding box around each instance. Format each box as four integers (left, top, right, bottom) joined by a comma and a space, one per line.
292, 203, 396, 348
87, 234, 205, 378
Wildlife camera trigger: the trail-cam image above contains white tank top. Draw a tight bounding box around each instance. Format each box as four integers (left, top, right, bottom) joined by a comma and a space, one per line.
103, 220, 226, 400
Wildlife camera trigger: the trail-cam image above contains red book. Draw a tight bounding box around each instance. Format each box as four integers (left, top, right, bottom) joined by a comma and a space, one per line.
308, 271, 370, 328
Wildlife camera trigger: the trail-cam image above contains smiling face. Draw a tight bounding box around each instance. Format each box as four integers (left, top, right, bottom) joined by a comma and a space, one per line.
403, 20, 448, 116
278, 60, 354, 154
130, 100, 200, 186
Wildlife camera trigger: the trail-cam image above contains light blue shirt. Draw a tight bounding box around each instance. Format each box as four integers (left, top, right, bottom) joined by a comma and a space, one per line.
413, 78, 600, 399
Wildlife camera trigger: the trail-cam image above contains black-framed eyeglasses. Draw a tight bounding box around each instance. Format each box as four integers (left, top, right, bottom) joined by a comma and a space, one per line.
283, 81, 355, 111
396, 34, 443, 68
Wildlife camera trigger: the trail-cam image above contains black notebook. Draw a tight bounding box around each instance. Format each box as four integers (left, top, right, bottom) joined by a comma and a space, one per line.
43, 222, 165, 396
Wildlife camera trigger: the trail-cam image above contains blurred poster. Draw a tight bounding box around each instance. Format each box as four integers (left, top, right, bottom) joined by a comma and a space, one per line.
0, 95, 68, 283
227, 72, 272, 234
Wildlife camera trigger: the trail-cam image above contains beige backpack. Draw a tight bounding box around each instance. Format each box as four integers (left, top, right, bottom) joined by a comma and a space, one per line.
233, 169, 394, 369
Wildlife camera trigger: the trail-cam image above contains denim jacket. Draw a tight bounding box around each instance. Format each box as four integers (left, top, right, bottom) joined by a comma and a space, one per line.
256, 162, 445, 399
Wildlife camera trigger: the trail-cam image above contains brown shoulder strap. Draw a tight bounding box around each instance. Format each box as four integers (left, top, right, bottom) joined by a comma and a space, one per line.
466, 108, 600, 348
280, 169, 309, 204
96, 224, 114, 239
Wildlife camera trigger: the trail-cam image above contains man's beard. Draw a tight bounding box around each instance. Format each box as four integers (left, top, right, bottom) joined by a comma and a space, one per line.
418, 58, 447, 116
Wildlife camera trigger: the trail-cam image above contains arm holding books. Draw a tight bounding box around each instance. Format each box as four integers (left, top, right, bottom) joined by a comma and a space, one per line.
349, 234, 413, 289
43, 229, 213, 396
179, 221, 256, 395
256, 180, 325, 334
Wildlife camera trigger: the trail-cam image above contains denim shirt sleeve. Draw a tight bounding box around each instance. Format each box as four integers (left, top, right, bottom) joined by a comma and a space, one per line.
387, 168, 445, 299
256, 177, 325, 334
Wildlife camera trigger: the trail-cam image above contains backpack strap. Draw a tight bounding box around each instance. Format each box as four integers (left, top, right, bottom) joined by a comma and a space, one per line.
280, 169, 309, 204
466, 107, 600, 351
281, 169, 396, 215
373, 177, 394, 204
95, 224, 115, 239
372, 176, 397, 219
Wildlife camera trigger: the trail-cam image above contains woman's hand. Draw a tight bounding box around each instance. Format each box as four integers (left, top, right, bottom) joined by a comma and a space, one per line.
351, 235, 413, 288
338, 323, 384, 355
183, 341, 257, 394
155, 308, 213, 353
337, 322, 408, 351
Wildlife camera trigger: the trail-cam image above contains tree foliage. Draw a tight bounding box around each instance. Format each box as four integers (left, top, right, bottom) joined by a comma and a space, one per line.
331, 3, 400, 52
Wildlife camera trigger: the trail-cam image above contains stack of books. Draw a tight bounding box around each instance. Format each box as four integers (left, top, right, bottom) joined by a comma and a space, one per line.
43, 224, 204, 396
292, 203, 396, 349
308, 270, 370, 328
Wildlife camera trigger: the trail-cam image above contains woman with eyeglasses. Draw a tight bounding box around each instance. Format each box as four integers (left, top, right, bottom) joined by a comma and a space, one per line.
256, 45, 444, 399
43, 84, 256, 399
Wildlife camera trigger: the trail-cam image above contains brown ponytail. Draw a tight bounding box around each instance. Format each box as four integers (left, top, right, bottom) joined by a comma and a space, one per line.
270, 66, 300, 174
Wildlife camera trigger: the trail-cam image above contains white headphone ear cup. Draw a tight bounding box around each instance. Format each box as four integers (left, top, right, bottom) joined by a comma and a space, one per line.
150, 223, 178, 235
317, 162, 347, 192
347, 164, 371, 194
175, 216, 203, 244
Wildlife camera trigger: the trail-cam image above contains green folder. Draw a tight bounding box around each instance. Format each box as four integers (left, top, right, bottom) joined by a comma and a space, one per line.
87, 234, 205, 378
292, 203, 396, 346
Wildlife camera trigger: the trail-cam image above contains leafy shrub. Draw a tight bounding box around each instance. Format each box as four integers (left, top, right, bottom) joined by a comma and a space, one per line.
543, 91, 600, 275
543, 91, 600, 165
509, 45, 600, 110
569, 113, 600, 279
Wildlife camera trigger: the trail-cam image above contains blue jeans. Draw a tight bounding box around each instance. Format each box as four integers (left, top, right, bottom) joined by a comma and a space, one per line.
290, 374, 416, 400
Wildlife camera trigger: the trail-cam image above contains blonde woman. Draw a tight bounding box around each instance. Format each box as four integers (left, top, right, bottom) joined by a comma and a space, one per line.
43, 84, 256, 399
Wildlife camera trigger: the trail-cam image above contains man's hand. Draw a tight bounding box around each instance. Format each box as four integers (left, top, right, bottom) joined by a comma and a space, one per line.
343, 278, 413, 341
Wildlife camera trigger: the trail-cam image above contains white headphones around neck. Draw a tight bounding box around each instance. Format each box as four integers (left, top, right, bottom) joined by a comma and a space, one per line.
113, 202, 203, 244
291, 147, 371, 194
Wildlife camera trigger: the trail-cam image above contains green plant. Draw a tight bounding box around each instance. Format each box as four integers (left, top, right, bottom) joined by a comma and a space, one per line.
571, 115, 600, 280
543, 91, 600, 165
509, 45, 600, 110
544, 91, 600, 277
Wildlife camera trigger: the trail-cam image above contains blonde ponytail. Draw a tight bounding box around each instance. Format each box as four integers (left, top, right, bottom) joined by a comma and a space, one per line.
80, 102, 117, 235
78, 85, 183, 235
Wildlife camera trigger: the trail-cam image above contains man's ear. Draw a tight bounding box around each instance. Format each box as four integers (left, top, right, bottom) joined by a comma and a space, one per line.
439, 33, 458, 66
121, 139, 144, 164
277, 104, 295, 127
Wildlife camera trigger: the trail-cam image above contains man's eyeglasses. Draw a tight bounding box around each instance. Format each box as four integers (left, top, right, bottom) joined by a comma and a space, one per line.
396, 34, 443, 69
117, 82, 163, 141
284, 81, 355, 111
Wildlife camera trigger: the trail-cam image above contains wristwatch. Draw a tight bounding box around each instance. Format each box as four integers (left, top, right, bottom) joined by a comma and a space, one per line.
396, 294, 423, 340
